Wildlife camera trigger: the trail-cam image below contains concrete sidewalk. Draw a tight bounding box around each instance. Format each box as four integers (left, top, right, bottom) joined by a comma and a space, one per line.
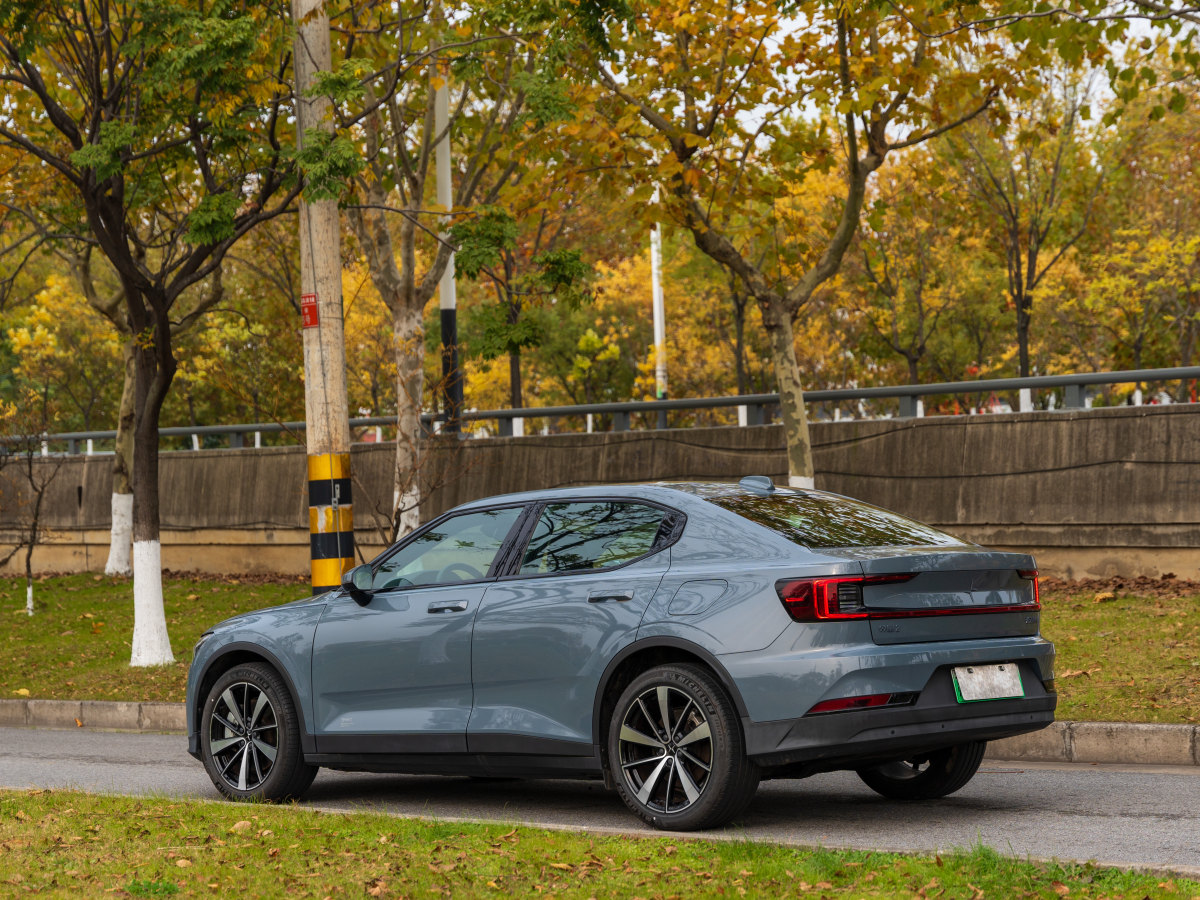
3, 698, 1198, 768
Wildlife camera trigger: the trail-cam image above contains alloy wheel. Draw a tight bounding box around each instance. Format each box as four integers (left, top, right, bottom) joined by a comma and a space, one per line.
617, 684, 714, 814
208, 681, 279, 792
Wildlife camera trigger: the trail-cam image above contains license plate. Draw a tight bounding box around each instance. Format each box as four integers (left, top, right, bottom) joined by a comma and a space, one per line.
952, 663, 1024, 702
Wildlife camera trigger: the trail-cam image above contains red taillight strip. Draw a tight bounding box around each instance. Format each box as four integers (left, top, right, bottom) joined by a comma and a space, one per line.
776, 574, 915, 621
867, 601, 1040, 619
777, 571, 1041, 622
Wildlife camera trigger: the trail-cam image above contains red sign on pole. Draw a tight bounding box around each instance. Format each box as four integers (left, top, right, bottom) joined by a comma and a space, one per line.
301, 292, 319, 329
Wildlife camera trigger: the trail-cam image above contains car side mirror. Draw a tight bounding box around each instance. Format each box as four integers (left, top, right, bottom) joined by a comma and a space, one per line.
342, 564, 375, 606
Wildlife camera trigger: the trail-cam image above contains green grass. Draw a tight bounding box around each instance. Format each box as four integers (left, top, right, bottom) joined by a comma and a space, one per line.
1, 789, 1196, 898
2, 574, 1198, 724
1042, 589, 1200, 725
0, 573, 301, 703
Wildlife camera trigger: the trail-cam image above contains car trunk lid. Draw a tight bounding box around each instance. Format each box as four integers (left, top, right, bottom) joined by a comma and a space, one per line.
854, 548, 1040, 644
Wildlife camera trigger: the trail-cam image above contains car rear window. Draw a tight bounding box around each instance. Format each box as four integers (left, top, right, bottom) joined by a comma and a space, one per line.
707, 491, 963, 549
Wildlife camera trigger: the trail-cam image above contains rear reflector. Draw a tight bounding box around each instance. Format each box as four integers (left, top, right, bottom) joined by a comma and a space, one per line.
777, 572, 1041, 623
806, 691, 918, 715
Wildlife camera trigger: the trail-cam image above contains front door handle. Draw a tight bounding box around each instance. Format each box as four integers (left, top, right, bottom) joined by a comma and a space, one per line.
428, 600, 468, 614
588, 589, 634, 603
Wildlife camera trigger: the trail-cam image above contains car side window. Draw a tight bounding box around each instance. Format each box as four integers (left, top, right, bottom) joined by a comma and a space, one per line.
518, 501, 667, 575
372, 507, 523, 590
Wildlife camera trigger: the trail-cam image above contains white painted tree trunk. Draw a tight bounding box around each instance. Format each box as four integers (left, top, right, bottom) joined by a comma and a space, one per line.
104, 492, 133, 576
130, 541, 174, 666
26, 579, 33, 616
787, 475, 815, 490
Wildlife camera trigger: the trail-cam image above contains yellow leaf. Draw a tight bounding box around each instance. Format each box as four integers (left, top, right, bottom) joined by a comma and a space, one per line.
14, 688, 30, 697
176, 859, 192, 868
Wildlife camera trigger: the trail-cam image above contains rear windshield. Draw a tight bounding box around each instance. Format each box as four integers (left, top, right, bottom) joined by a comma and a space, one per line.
707, 491, 963, 549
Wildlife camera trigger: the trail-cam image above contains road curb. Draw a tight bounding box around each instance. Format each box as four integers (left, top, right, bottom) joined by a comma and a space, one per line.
2, 698, 1197, 767
0, 698, 186, 733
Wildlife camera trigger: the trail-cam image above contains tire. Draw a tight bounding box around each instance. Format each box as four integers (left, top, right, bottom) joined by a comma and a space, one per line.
200, 662, 317, 802
856, 741, 987, 800
607, 663, 759, 831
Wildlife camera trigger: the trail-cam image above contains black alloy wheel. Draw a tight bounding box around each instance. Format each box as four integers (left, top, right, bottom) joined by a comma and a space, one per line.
200, 662, 317, 801
608, 664, 758, 831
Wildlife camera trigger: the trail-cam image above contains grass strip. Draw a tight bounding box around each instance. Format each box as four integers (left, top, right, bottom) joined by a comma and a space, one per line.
1, 789, 1196, 898
2, 574, 1198, 724
0, 574, 299, 703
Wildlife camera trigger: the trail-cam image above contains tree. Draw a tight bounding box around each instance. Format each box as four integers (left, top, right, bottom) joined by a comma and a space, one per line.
319, 0, 548, 535
943, 75, 1106, 378
573, 0, 1192, 484
0, 0, 314, 664
0, 380, 66, 616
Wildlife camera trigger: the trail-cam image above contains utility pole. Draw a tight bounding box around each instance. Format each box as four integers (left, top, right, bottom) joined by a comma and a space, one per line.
436, 75, 463, 432
293, 0, 354, 594
650, 217, 668, 429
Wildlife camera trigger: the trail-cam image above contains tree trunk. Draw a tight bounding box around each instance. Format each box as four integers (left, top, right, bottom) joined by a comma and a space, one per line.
907, 354, 920, 386
509, 348, 523, 410
733, 293, 748, 396
128, 309, 175, 667
1016, 288, 1032, 378
392, 303, 425, 540
104, 338, 136, 576
762, 299, 815, 488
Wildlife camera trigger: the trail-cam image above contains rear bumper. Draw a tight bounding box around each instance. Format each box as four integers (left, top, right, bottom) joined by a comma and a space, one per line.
744, 660, 1055, 771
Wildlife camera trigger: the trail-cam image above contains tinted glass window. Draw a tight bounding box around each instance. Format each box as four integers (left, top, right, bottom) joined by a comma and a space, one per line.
708, 492, 962, 549
372, 507, 523, 590
519, 502, 666, 575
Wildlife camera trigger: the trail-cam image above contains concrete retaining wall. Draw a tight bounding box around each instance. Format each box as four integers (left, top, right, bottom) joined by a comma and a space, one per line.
3, 404, 1198, 578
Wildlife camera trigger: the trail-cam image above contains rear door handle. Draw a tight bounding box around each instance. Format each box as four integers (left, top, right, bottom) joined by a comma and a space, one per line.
428, 600, 468, 613
588, 590, 634, 603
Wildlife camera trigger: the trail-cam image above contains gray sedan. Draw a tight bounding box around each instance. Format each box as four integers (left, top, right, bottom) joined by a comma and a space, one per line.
186, 477, 1055, 830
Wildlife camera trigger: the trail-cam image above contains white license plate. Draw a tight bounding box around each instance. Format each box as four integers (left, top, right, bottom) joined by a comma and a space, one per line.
952, 663, 1024, 702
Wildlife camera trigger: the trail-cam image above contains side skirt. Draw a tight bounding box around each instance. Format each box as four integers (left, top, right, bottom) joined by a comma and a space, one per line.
305, 752, 603, 779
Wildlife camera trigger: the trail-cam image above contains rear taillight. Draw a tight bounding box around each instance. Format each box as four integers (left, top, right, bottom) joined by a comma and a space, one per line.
776, 571, 1041, 622
1017, 569, 1041, 607
776, 574, 915, 622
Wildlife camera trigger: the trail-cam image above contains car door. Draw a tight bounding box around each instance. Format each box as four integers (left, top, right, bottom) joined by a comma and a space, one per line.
467, 499, 677, 754
311, 505, 526, 753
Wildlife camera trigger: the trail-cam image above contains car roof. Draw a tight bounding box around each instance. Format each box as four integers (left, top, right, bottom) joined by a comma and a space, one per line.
453, 480, 767, 512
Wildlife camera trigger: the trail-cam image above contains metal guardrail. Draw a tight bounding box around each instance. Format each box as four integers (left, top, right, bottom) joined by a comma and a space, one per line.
10, 366, 1200, 453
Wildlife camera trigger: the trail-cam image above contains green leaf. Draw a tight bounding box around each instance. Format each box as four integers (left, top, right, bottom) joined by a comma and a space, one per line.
307, 59, 369, 106
185, 191, 240, 245
294, 130, 363, 202
69, 122, 137, 181
450, 208, 519, 279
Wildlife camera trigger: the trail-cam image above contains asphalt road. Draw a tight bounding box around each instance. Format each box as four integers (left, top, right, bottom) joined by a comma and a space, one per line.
3, 726, 1199, 875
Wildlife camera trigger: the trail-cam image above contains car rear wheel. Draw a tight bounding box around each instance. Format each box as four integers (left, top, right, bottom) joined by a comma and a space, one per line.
856, 740, 986, 800
201, 662, 317, 802
607, 664, 758, 831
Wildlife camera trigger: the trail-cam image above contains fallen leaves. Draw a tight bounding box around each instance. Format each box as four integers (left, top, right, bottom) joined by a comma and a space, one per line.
1059, 668, 1101, 679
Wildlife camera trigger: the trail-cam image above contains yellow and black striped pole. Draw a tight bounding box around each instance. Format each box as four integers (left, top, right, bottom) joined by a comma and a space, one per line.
294, 0, 354, 595
308, 452, 354, 593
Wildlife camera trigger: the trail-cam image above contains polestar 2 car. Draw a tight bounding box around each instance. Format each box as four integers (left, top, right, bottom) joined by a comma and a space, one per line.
186, 477, 1055, 830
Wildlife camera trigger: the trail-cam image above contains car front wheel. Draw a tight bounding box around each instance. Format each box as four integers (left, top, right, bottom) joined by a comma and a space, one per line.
607, 663, 758, 831
856, 740, 987, 800
200, 662, 317, 802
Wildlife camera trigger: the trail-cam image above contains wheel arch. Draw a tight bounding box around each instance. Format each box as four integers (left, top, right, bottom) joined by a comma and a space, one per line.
196, 642, 314, 754
592, 637, 749, 752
